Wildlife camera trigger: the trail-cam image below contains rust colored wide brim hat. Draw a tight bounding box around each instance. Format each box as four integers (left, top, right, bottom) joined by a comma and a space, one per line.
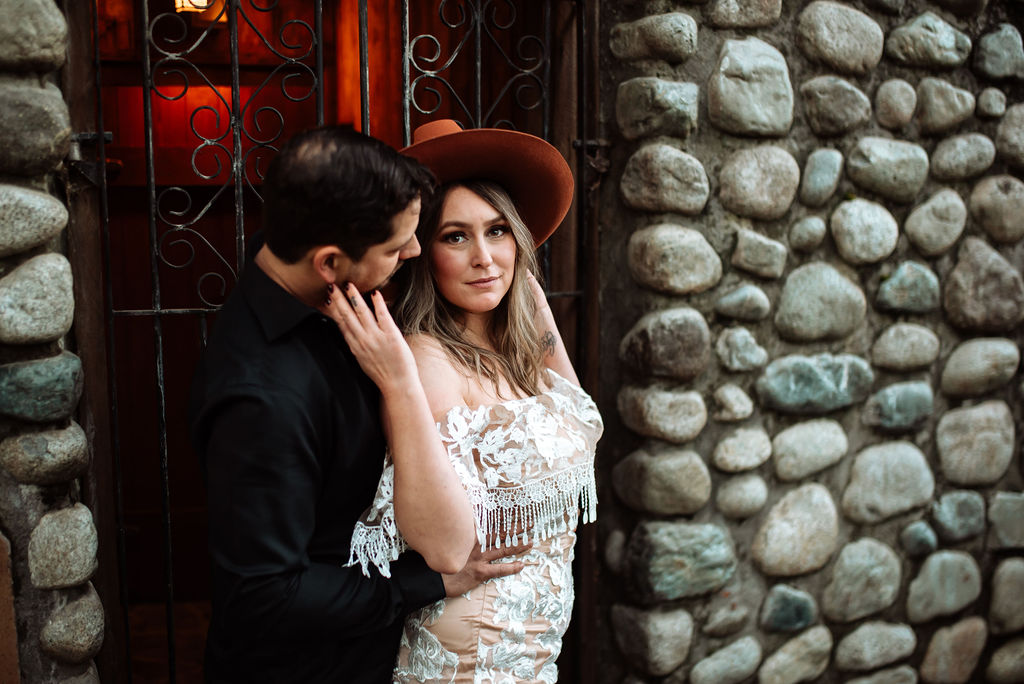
401, 119, 574, 246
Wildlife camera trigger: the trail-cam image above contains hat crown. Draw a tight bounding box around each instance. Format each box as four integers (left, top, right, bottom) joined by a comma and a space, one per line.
411, 119, 463, 144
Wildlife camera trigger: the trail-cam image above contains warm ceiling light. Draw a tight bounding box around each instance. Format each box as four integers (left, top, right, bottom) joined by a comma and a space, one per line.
175, 0, 216, 10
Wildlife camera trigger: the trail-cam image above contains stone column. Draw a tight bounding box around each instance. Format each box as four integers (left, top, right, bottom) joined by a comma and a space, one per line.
0, 1, 103, 682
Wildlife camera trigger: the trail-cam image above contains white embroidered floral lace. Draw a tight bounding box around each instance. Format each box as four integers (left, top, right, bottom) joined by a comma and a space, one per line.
346, 369, 602, 683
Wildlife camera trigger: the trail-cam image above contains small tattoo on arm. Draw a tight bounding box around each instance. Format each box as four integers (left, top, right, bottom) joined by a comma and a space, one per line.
541, 330, 556, 357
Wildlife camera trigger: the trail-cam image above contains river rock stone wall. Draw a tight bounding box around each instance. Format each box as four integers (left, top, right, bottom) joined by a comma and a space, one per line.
0, 1, 102, 682
598, 0, 1024, 682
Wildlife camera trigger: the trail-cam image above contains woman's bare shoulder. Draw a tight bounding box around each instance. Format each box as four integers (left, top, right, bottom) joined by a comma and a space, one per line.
406, 334, 469, 415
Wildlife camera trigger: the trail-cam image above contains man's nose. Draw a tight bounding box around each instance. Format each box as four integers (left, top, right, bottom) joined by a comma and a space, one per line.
400, 235, 421, 260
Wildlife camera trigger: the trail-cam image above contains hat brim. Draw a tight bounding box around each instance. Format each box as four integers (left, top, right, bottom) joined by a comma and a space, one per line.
402, 127, 574, 247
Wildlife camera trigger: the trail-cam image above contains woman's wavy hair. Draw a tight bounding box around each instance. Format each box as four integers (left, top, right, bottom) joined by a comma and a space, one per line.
393, 180, 545, 397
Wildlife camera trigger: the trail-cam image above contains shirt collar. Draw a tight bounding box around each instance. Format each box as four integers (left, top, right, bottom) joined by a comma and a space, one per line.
240, 234, 323, 342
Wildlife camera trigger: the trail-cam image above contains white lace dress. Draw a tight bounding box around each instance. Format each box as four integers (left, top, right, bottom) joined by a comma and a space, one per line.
347, 369, 603, 683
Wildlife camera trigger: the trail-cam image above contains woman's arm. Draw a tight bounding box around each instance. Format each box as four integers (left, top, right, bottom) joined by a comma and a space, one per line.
322, 284, 475, 574
528, 272, 580, 386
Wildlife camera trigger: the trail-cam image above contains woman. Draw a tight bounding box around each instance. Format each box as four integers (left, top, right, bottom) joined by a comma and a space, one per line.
327, 120, 602, 683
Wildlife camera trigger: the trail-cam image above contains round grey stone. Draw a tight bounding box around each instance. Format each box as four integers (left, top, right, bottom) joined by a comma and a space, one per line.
885, 12, 971, 68
716, 327, 768, 371
822, 538, 901, 622
900, 520, 938, 558
978, 88, 1007, 118
0, 79, 70, 175
611, 604, 693, 676
719, 147, 799, 220
871, 323, 941, 371
0, 184, 68, 258
613, 448, 711, 515
974, 24, 1024, 80
937, 400, 1014, 485
988, 492, 1024, 550
876, 261, 940, 313
920, 617, 988, 684
706, 0, 781, 28
842, 442, 934, 524
707, 37, 793, 137
609, 13, 699, 63
991, 557, 1024, 635
716, 473, 768, 519
0, 252, 74, 344
759, 584, 817, 633
835, 622, 916, 671
616, 78, 699, 141
931, 133, 995, 180
916, 78, 976, 134
756, 353, 873, 415
713, 426, 772, 472
830, 199, 899, 264
703, 602, 750, 637
940, 337, 1019, 397
943, 237, 1024, 332
625, 521, 736, 602
931, 490, 986, 543
801, 76, 871, 136
970, 175, 1024, 243
731, 229, 787, 279
28, 503, 98, 589
752, 483, 839, 576
772, 419, 847, 481
758, 626, 833, 684
846, 666, 919, 684
628, 224, 722, 295
619, 307, 710, 381
904, 188, 966, 256
0, 351, 84, 423
689, 636, 762, 684
0, 0, 67, 71
795, 2, 883, 75
621, 144, 710, 214
862, 381, 933, 432
907, 550, 981, 623
789, 216, 826, 252
713, 383, 754, 422
799, 148, 843, 207
40, 583, 104, 664
996, 104, 1024, 169
775, 262, 866, 341
618, 384, 707, 444
604, 529, 626, 574
988, 637, 1024, 683
0, 422, 88, 485
875, 79, 917, 130
715, 284, 771, 321
846, 137, 929, 204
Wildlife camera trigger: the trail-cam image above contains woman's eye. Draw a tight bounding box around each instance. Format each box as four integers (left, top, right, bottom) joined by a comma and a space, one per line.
441, 232, 466, 244
489, 225, 509, 238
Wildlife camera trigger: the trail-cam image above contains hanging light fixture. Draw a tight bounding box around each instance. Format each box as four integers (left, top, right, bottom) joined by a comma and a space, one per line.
174, 0, 215, 10
174, 0, 227, 25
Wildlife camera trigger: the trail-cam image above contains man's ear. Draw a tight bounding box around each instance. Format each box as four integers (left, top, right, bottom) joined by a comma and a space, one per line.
310, 245, 347, 284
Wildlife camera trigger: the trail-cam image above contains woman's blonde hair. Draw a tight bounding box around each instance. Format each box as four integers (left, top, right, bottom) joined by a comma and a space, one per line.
393, 180, 545, 397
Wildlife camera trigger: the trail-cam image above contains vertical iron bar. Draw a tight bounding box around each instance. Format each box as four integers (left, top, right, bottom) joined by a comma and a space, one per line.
575, 0, 588, 376
473, 0, 481, 126
229, 1, 244, 275
359, 0, 370, 134
315, 0, 324, 126
542, 0, 551, 141
402, 0, 410, 145
91, 0, 133, 679
139, 4, 177, 682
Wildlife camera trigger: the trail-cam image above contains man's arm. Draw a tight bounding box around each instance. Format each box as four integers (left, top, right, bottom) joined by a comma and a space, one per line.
201, 391, 443, 643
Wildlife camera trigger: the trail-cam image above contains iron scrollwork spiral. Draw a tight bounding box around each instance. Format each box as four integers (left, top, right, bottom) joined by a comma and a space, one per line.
408, 0, 550, 131
145, 0, 322, 310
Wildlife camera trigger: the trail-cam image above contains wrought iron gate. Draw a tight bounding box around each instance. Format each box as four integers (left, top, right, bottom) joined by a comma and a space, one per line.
71, 1, 596, 681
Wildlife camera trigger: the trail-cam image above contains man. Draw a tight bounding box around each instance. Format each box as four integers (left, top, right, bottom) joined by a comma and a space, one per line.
189, 127, 523, 683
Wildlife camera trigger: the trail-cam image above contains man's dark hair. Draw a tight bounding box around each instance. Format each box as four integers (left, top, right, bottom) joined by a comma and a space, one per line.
261, 126, 435, 263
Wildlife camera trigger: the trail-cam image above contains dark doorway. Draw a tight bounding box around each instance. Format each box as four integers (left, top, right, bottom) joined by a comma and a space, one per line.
64, 1, 596, 681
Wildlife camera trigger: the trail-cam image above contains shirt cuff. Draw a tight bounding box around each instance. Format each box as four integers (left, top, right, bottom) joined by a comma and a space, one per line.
390, 551, 446, 611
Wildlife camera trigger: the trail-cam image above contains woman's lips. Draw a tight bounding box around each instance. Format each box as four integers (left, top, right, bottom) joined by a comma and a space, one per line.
467, 276, 500, 287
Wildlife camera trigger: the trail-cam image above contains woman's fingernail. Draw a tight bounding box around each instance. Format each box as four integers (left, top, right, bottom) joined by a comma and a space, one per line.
342, 281, 351, 291
326, 283, 334, 293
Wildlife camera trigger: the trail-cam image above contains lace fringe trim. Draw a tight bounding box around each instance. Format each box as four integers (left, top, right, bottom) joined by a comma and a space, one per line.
346, 463, 597, 578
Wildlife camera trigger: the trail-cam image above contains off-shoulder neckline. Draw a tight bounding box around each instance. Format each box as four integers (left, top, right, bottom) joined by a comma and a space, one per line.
438, 368, 582, 423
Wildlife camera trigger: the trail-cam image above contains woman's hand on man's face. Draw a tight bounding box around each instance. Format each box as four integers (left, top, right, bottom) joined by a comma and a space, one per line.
318, 282, 419, 396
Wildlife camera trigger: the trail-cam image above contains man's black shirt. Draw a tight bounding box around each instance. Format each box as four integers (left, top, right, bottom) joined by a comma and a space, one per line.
189, 253, 444, 683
